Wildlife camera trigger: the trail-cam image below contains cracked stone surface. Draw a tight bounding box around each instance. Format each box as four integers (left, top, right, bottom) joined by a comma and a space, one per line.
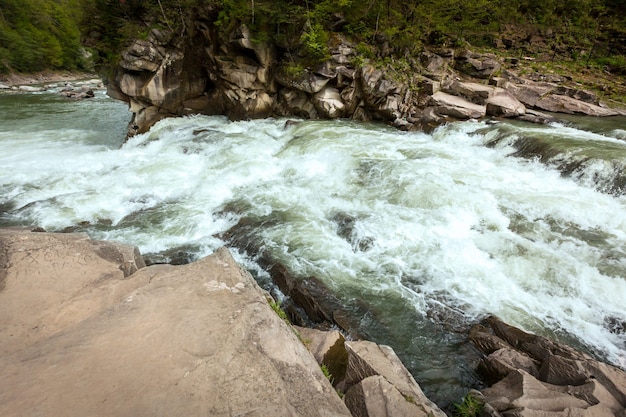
0, 228, 350, 417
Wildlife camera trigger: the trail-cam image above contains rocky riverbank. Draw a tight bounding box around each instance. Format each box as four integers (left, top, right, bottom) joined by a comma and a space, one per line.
0, 71, 103, 98
105, 25, 626, 137
2, 227, 625, 416
0, 228, 442, 416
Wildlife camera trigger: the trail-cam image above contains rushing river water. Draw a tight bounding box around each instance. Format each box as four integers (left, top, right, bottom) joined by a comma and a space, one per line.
1, 90, 626, 408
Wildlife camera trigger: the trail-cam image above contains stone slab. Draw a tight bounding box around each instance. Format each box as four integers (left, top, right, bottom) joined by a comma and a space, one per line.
0, 229, 351, 417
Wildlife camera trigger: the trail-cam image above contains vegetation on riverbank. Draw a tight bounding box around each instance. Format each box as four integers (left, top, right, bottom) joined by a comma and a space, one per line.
0, 0, 90, 72
1, 0, 625, 100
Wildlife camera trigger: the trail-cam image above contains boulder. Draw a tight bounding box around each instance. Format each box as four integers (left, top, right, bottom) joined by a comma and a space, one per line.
568, 379, 624, 414
115, 41, 209, 133
18, 85, 44, 92
296, 327, 344, 364
502, 81, 556, 108
220, 59, 262, 90
330, 40, 355, 66
471, 317, 626, 417
421, 51, 451, 81
489, 76, 509, 88
182, 95, 212, 112
359, 65, 405, 120
340, 84, 361, 117
538, 354, 590, 386
429, 91, 486, 119
534, 94, 620, 116
131, 105, 171, 135
266, 261, 347, 327
483, 370, 591, 413
0, 228, 352, 417
478, 348, 540, 381
147, 28, 171, 45
62, 89, 96, 99
579, 361, 626, 407
417, 106, 449, 130
421, 78, 441, 95
485, 317, 589, 362
313, 86, 346, 118
143, 53, 206, 110
344, 341, 447, 417
0, 82, 11, 89
553, 86, 600, 105
485, 89, 526, 117
344, 375, 435, 417
204, 25, 277, 120
445, 81, 494, 104
336, 65, 357, 87
469, 323, 514, 354
296, 327, 348, 385
279, 88, 318, 119
500, 79, 618, 116
454, 50, 502, 79
229, 24, 273, 68
516, 109, 559, 125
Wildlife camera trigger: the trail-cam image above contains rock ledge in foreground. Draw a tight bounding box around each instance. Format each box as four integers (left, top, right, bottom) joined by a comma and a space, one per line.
0, 228, 351, 417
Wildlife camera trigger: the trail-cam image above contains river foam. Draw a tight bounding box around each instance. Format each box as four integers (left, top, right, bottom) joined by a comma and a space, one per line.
1, 100, 626, 397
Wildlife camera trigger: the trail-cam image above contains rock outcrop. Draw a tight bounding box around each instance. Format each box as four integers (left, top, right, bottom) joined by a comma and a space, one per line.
0, 227, 448, 417
0, 228, 352, 417
106, 23, 626, 136
295, 326, 447, 417
469, 316, 626, 417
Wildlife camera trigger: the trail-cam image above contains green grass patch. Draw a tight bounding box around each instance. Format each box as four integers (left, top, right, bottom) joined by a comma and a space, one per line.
454, 393, 484, 417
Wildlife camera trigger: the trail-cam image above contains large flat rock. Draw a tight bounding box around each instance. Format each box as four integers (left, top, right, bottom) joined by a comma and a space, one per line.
0, 228, 351, 417
429, 91, 486, 119
0, 228, 147, 356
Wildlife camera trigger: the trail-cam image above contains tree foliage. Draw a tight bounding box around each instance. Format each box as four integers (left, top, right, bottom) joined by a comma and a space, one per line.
0, 0, 89, 72
1, 0, 625, 74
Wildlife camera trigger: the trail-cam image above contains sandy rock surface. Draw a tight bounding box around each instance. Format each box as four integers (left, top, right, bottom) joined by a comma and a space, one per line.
0, 228, 351, 417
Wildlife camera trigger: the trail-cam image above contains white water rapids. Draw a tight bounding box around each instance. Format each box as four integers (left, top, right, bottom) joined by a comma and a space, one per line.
1, 92, 626, 403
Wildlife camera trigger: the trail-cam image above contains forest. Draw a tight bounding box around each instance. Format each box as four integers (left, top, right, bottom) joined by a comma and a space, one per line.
1, 0, 625, 74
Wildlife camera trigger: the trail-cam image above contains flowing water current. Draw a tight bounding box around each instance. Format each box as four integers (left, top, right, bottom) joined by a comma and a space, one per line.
1, 91, 626, 407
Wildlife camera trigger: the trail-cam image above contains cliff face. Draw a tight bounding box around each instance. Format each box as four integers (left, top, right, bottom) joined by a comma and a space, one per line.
107, 21, 625, 137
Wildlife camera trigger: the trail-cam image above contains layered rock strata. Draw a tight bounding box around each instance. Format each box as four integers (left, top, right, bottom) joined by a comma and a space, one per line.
470, 316, 626, 417
107, 25, 626, 137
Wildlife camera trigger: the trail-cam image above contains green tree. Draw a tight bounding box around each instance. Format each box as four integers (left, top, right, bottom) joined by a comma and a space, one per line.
0, 0, 89, 73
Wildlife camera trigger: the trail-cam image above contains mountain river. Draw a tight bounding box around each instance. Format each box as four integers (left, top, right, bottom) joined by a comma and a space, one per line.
1, 90, 625, 408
